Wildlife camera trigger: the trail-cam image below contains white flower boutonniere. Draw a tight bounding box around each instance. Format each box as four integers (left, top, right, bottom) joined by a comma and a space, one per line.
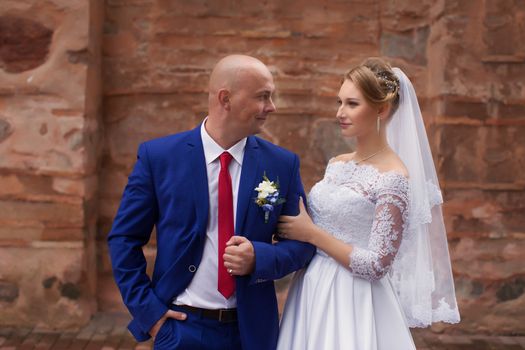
254, 173, 286, 223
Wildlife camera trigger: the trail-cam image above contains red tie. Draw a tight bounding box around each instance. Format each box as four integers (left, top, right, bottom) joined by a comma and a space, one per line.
218, 152, 235, 298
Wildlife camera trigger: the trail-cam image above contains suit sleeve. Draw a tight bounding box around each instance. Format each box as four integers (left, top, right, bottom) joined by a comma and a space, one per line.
249, 154, 316, 284
107, 143, 168, 336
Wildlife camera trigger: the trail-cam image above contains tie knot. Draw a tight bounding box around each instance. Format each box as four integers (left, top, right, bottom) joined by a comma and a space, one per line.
219, 152, 233, 168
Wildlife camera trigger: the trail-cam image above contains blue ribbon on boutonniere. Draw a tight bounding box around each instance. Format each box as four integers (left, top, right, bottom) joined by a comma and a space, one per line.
254, 172, 286, 223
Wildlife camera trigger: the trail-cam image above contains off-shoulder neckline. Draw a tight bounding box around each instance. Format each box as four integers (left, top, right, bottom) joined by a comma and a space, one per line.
328, 158, 410, 181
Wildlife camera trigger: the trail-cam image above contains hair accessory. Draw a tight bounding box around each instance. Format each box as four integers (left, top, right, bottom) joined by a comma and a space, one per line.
377, 71, 398, 93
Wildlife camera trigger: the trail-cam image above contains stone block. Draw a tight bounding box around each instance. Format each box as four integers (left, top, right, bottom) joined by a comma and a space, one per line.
483, 0, 525, 56
451, 237, 524, 280
0, 172, 96, 202
441, 95, 491, 120
0, 226, 85, 243
0, 96, 87, 176
52, 176, 98, 199
438, 125, 525, 185
0, 199, 84, 228
0, 246, 95, 328
380, 26, 430, 65
498, 102, 525, 120
443, 189, 525, 240
496, 277, 525, 302
438, 125, 481, 183
379, 0, 432, 31
483, 126, 525, 184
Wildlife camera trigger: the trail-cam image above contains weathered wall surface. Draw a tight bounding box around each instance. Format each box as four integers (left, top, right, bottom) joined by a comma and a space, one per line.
428, 1, 525, 334
1, 0, 524, 335
0, 0, 103, 328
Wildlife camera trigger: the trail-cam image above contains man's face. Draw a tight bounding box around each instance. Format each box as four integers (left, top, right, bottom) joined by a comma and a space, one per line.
227, 67, 276, 136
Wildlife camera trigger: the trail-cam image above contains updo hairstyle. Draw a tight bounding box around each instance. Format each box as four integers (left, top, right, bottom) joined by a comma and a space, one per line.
344, 57, 400, 116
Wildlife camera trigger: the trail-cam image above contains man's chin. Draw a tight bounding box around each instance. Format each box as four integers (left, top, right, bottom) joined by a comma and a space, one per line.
248, 124, 263, 135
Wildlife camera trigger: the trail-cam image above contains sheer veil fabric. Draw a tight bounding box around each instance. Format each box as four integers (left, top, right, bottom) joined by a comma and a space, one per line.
387, 68, 460, 326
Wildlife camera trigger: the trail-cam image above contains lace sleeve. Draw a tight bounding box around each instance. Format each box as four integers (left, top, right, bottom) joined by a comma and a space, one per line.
349, 176, 409, 281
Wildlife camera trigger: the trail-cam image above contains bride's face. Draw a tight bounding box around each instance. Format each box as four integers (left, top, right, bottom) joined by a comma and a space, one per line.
336, 79, 378, 138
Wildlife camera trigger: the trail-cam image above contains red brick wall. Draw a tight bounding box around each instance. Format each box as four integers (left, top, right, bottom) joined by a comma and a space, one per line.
1, 0, 523, 335
97, 0, 525, 334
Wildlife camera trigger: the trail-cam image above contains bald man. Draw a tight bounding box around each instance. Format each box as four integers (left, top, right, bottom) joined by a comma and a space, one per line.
108, 55, 315, 350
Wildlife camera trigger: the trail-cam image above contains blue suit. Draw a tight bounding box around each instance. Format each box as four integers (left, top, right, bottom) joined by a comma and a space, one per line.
108, 124, 315, 349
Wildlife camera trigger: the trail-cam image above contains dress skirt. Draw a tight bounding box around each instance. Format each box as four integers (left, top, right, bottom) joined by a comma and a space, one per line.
277, 252, 416, 350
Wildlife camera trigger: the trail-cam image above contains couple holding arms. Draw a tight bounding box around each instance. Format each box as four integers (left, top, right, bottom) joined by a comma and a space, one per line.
108, 55, 460, 350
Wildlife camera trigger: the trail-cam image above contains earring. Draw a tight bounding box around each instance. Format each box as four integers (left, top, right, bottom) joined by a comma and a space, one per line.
376, 117, 381, 134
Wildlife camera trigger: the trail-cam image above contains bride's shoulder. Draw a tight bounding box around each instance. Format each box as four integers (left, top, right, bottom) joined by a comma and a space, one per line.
377, 152, 409, 178
366, 151, 409, 178
329, 152, 356, 164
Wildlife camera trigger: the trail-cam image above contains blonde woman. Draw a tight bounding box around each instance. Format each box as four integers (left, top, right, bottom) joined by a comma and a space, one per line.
276, 58, 460, 349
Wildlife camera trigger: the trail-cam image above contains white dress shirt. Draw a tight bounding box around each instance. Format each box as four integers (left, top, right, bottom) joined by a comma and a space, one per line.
174, 119, 246, 309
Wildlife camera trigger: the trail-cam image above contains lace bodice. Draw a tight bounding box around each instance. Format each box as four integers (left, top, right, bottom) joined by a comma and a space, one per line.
308, 160, 409, 281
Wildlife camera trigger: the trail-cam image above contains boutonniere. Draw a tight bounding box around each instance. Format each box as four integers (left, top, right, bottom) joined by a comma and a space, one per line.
254, 173, 286, 223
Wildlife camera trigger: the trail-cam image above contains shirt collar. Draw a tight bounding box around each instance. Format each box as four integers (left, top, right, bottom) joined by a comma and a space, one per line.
200, 118, 247, 166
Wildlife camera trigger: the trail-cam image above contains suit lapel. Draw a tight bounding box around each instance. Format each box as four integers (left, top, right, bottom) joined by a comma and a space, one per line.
236, 136, 260, 236
186, 125, 209, 236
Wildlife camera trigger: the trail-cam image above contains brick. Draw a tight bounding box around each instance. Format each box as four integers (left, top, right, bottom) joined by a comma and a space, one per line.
67, 339, 89, 349
116, 335, 136, 350
101, 334, 123, 350
441, 95, 491, 120
85, 333, 107, 350
33, 333, 59, 349
49, 332, 75, 350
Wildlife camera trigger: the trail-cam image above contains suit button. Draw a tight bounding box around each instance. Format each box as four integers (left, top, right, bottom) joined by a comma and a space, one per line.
189, 265, 197, 273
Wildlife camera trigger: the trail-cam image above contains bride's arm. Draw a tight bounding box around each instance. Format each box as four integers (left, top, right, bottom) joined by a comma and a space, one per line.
278, 185, 409, 281
277, 198, 354, 268
348, 191, 408, 281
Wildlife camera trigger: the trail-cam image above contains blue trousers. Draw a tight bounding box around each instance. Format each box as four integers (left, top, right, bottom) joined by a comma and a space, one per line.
153, 305, 242, 350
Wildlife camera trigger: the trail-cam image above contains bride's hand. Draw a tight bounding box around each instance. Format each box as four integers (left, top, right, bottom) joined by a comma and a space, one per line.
277, 197, 317, 243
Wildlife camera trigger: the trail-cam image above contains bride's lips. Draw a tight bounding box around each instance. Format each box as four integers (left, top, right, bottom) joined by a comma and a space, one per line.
339, 122, 352, 129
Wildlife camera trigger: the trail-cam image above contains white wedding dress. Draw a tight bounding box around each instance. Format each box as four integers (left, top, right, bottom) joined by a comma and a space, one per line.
277, 159, 416, 350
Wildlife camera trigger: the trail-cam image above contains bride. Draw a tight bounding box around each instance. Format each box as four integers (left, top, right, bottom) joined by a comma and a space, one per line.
276, 58, 460, 349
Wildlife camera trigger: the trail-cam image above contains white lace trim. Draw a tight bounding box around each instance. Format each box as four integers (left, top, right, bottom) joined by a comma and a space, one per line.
407, 298, 461, 328
409, 180, 443, 229
312, 160, 410, 282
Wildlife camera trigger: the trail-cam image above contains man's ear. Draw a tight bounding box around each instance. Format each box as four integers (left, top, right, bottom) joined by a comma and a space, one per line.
218, 89, 231, 111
